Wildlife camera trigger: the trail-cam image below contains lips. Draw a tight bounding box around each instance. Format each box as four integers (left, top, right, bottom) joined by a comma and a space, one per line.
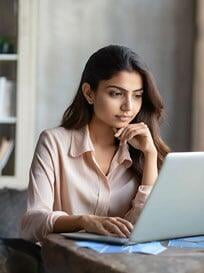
115, 115, 133, 121
116, 115, 132, 118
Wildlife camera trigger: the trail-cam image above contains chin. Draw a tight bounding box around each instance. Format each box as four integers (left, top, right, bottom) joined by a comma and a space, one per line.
112, 121, 130, 128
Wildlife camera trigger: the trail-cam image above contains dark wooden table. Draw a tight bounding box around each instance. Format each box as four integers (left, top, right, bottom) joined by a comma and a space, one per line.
41, 234, 204, 273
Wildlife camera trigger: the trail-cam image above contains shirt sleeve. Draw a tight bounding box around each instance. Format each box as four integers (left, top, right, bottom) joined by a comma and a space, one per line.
124, 185, 153, 224
20, 130, 68, 243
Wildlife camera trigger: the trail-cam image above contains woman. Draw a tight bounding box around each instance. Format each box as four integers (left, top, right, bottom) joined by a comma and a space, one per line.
21, 45, 170, 243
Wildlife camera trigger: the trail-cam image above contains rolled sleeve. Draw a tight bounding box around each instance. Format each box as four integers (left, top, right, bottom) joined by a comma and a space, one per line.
132, 185, 153, 205
124, 185, 153, 224
20, 130, 68, 243
21, 210, 68, 243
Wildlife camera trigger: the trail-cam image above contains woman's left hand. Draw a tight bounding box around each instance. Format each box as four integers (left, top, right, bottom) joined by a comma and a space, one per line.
113, 122, 157, 155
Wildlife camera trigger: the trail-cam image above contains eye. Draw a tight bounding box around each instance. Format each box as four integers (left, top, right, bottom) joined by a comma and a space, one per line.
134, 94, 143, 98
109, 91, 122, 97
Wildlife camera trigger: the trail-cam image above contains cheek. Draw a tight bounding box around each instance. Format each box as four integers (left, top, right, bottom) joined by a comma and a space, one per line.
94, 97, 118, 114
133, 100, 142, 114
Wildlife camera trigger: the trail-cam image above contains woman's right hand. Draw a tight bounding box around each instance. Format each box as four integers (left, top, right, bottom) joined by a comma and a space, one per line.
81, 215, 133, 238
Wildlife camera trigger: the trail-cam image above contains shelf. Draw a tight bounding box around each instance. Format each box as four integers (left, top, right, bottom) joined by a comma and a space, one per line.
0, 0, 37, 189
0, 54, 18, 61
0, 117, 17, 124
0, 176, 26, 190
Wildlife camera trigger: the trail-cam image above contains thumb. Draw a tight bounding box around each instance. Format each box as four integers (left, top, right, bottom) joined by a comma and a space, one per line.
112, 128, 118, 133
114, 127, 125, 137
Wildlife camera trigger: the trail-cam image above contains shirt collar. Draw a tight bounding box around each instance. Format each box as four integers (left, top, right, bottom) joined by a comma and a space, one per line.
116, 143, 132, 168
69, 125, 94, 157
69, 124, 132, 167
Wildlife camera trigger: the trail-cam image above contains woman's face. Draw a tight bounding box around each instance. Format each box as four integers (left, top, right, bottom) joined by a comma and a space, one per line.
91, 70, 143, 128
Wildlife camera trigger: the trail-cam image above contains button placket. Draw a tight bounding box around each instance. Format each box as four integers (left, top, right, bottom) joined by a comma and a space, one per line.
88, 152, 110, 215
95, 178, 110, 216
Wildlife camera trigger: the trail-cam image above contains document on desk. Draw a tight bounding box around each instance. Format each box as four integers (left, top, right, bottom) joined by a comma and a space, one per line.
75, 240, 167, 255
168, 236, 204, 248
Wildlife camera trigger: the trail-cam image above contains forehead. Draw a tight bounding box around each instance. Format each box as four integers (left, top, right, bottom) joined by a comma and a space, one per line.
99, 71, 143, 90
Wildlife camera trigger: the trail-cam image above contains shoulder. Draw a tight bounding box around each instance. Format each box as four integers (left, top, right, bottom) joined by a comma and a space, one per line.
40, 126, 71, 139
37, 126, 73, 149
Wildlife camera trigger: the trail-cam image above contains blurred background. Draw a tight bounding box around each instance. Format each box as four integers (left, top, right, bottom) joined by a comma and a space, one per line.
0, 0, 203, 189
35, 0, 196, 151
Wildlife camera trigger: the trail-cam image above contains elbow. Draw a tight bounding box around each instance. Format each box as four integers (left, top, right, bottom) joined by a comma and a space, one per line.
20, 210, 53, 243
20, 209, 69, 243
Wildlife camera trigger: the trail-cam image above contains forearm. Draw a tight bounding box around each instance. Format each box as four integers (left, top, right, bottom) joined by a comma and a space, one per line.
53, 215, 85, 233
54, 214, 133, 238
124, 151, 158, 224
141, 151, 158, 186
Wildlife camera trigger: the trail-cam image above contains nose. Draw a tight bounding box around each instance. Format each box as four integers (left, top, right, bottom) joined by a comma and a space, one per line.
120, 96, 133, 111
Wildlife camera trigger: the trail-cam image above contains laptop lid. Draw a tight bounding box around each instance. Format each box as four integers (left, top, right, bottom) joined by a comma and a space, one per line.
130, 152, 204, 243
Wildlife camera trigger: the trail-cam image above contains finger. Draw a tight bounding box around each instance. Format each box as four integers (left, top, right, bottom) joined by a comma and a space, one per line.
114, 127, 126, 138
126, 129, 149, 142
123, 124, 149, 140
112, 128, 118, 133
119, 127, 134, 142
117, 127, 129, 141
97, 225, 114, 236
104, 221, 127, 238
110, 218, 131, 237
119, 124, 147, 142
115, 217, 134, 232
90, 220, 114, 236
125, 128, 147, 140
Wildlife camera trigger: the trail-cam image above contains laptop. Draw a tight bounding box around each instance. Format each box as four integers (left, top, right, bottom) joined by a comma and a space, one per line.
61, 152, 204, 245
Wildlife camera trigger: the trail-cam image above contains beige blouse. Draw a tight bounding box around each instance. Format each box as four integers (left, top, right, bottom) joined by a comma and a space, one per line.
21, 125, 153, 242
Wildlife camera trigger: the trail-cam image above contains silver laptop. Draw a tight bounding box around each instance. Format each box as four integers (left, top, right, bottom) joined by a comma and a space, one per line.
61, 152, 204, 245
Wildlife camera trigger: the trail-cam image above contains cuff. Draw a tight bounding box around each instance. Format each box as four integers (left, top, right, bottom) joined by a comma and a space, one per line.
132, 185, 154, 206
46, 211, 69, 233
21, 209, 69, 243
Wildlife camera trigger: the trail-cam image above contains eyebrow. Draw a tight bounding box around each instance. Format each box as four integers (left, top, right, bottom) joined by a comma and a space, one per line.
107, 85, 143, 93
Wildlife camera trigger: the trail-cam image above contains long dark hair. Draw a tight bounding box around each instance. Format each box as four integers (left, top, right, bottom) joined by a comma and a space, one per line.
61, 45, 170, 183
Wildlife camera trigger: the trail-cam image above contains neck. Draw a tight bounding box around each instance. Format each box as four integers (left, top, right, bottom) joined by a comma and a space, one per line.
88, 117, 115, 148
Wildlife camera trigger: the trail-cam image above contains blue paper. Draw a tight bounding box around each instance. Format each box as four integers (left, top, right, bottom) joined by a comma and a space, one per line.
168, 236, 204, 248
181, 236, 204, 242
75, 240, 166, 255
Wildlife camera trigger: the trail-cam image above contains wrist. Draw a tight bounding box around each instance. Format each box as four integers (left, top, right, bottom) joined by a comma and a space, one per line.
141, 175, 157, 186
144, 149, 158, 158
80, 214, 94, 230
79, 215, 87, 230
141, 181, 156, 186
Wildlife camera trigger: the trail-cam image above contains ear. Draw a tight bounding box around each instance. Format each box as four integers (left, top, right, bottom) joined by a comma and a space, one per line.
82, 83, 95, 104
